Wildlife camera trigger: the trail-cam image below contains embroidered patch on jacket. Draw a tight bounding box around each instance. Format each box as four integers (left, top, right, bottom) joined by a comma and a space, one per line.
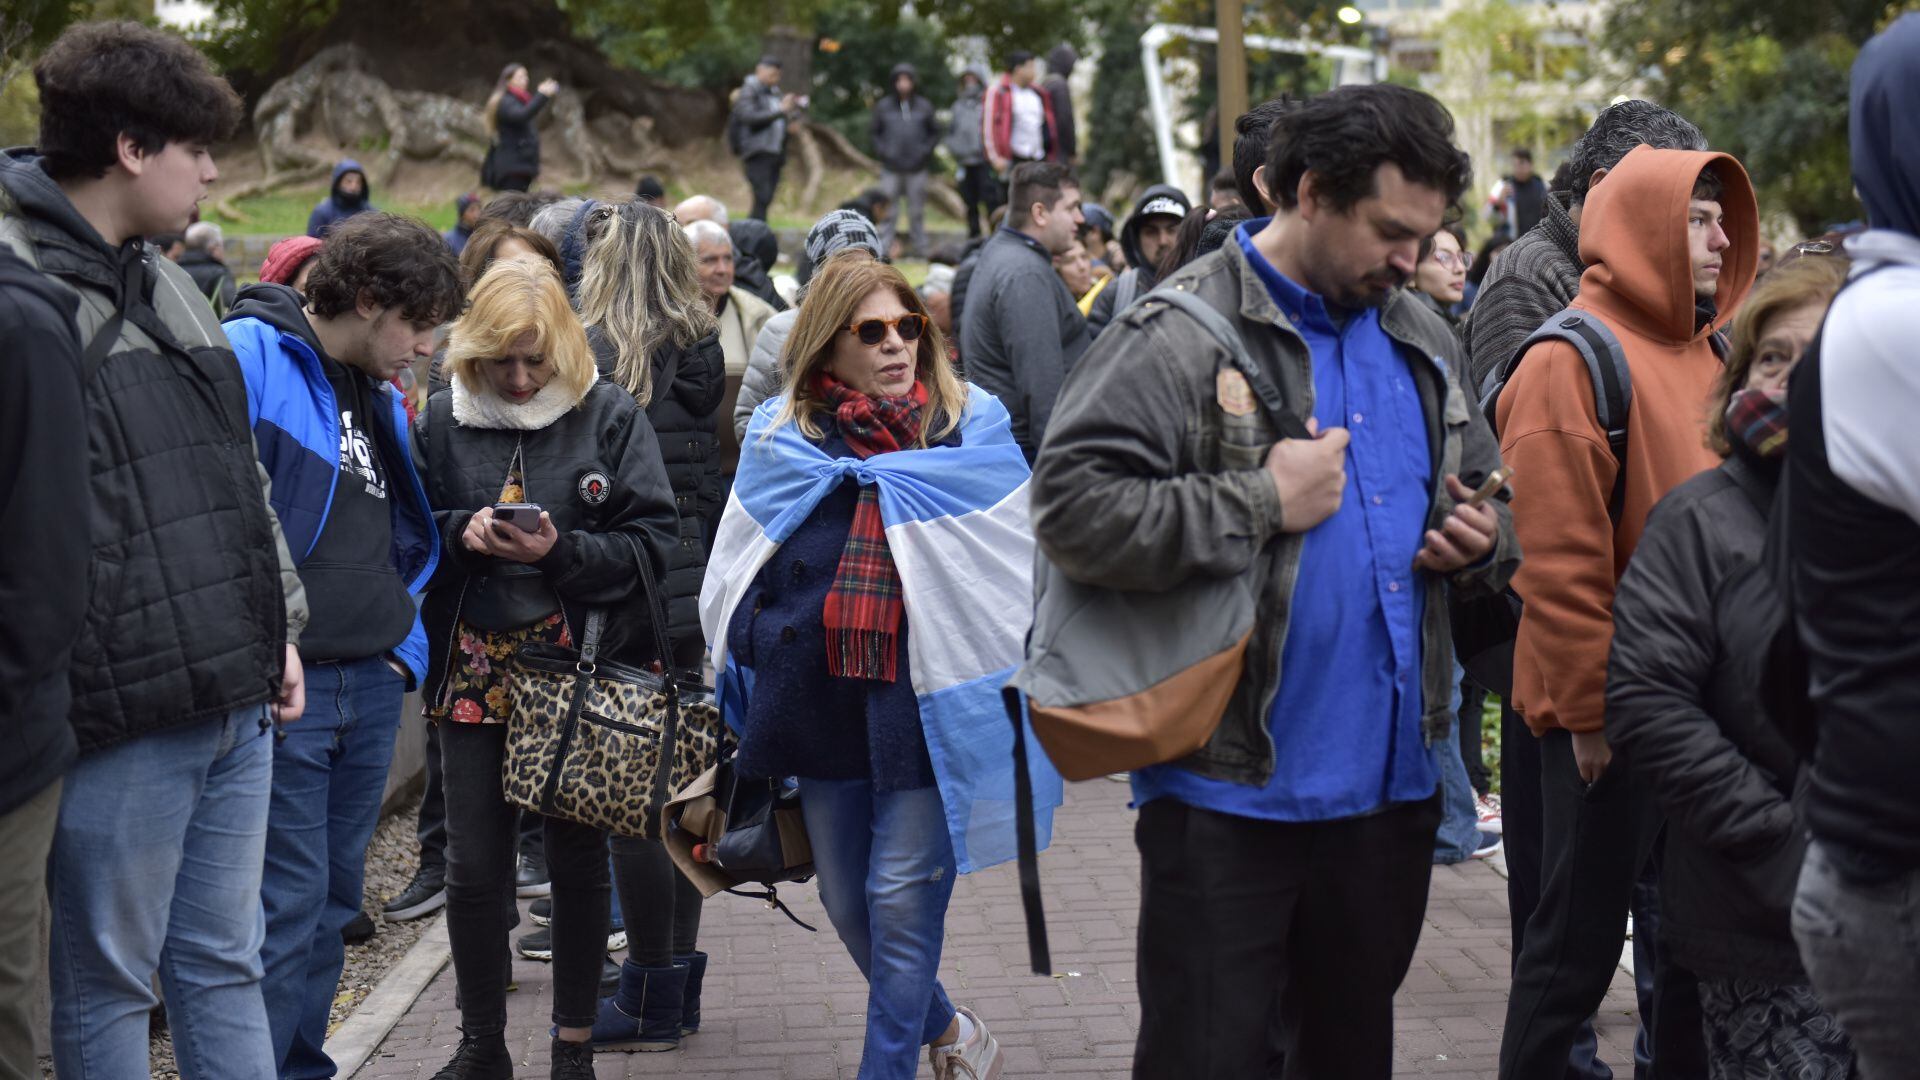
577, 470, 611, 505
1215, 368, 1258, 417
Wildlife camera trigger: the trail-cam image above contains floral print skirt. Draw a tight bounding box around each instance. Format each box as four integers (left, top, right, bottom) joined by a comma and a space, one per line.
426, 612, 572, 725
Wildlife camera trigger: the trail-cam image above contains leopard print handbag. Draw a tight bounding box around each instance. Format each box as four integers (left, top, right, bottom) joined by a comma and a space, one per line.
502, 538, 728, 840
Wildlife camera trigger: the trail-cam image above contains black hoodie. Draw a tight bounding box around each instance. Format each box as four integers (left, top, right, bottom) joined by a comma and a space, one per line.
1087, 183, 1193, 335
225, 283, 419, 669
0, 247, 84, 811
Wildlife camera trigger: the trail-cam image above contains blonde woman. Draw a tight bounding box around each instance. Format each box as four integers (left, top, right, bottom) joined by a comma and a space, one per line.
701, 252, 1063, 1080
483, 63, 559, 192
414, 258, 676, 1080
571, 199, 726, 1053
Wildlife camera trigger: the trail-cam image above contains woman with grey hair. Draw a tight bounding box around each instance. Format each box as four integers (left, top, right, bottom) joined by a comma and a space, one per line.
570, 199, 727, 1053
732, 208, 887, 441
686, 217, 775, 493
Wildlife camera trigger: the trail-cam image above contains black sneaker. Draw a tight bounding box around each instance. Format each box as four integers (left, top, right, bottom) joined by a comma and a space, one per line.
515, 852, 551, 898
550, 1036, 595, 1080
383, 865, 447, 921
430, 1030, 512, 1079
342, 910, 376, 945
529, 897, 551, 927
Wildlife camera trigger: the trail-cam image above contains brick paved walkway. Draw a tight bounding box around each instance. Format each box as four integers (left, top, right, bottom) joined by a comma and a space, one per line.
352, 781, 1639, 1078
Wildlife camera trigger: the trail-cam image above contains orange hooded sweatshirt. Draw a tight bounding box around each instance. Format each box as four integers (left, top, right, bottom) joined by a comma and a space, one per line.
1496, 145, 1758, 736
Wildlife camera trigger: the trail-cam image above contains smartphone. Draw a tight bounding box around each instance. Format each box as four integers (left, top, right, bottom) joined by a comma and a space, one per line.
492, 503, 544, 533
1464, 466, 1514, 509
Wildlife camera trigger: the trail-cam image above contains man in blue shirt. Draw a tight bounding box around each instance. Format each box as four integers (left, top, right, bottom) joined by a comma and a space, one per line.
1031, 85, 1519, 1078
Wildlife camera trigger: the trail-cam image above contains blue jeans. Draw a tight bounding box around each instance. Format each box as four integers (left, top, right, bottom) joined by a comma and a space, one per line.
260, 656, 405, 1078
1434, 663, 1482, 863
800, 779, 958, 1080
48, 704, 277, 1080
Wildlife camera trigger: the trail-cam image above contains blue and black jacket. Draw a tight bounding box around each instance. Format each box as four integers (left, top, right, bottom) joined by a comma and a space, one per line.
224, 283, 438, 685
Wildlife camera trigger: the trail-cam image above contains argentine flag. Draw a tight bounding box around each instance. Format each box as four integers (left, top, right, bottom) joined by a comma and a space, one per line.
699, 386, 1060, 873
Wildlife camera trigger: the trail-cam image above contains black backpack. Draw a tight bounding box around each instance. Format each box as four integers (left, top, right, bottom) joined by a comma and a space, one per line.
1451, 308, 1635, 697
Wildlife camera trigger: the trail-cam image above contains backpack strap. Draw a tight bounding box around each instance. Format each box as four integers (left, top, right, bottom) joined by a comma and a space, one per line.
81, 256, 142, 385
1151, 287, 1313, 439
1482, 308, 1633, 523
1109, 267, 1141, 314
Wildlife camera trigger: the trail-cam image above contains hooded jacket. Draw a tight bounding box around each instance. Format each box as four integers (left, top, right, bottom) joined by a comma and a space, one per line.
224, 284, 439, 685
1087, 183, 1193, 335
871, 63, 942, 174
1497, 146, 1758, 736
307, 160, 375, 239
946, 66, 990, 166
726, 218, 788, 312
0, 247, 84, 812
0, 150, 307, 753
1785, 13, 1920, 877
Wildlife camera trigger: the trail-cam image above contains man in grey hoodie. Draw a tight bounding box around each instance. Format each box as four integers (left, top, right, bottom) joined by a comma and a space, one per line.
1086, 183, 1192, 335
947, 66, 998, 239
871, 62, 942, 258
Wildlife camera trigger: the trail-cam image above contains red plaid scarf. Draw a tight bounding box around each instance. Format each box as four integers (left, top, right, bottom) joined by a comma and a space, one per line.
1726, 386, 1789, 459
814, 372, 926, 682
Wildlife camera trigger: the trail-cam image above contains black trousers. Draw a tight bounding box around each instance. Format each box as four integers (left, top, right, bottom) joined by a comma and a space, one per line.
440, 722, 610, 1033
957, 163, 1002, 239
416, 721, 543, 870
743, 152, 784, 222
1501, 729, 1704, 1078
1457, 675, 1491, 797
1134, 794, 1442, 1080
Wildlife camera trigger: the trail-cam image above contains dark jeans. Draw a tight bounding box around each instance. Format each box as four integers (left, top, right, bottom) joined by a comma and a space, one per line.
611, 836, 702, 967
1458, 675, 1490, 797
1502, 729, 1701, 1078
416, 722, 542, 873
440, 722, 610, 1033
1134, 794, 1442, 1079
957, 163, 1002, 239
744, 152, 784, 222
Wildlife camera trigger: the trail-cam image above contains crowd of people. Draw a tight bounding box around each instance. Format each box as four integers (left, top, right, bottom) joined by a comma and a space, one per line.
4, 13, 1920, 1080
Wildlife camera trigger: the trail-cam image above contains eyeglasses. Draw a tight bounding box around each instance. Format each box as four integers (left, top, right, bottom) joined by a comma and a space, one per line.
845, 313, 928, 346
1431, 249, 1475, 272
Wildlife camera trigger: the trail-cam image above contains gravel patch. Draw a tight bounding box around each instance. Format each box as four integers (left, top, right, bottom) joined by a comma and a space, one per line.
40, 798, 434, 1079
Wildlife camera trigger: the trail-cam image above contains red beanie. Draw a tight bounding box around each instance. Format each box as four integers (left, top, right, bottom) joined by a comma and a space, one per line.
259, 235, 324, 287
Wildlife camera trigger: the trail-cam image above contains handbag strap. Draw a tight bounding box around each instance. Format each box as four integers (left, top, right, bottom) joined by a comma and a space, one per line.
1006, 685, 1053, 976
618, 531, 678, 681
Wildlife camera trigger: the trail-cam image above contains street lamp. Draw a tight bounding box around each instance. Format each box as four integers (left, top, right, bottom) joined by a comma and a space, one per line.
1338, 6, 1366, 24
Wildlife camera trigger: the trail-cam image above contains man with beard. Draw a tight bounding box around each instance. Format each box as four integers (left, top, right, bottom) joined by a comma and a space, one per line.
1031, 83, 1517, 1078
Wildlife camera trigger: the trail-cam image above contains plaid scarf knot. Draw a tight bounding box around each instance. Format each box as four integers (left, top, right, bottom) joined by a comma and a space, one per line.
813, 373, 927, 682
1726, 386, 1789, 459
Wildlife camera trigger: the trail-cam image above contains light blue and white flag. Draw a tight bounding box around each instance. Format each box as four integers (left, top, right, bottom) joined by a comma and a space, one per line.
699, 386, 1060, 873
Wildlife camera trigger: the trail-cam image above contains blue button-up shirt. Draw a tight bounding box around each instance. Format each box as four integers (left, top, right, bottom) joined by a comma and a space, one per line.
1131, 221, 1439, 822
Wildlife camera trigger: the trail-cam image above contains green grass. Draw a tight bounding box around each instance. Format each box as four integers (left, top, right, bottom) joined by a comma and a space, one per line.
204, 192, 457, 236
1482, 693, 1503, 794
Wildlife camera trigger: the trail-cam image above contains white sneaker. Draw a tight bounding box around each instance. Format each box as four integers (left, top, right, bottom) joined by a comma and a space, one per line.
930, 1006, 1003, 1080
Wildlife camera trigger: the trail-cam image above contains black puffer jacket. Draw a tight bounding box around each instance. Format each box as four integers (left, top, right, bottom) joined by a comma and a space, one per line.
1607, 454, 1809, 983
0, 150, 303, 753
415, 377, 678, 704
589, 328, 724, 668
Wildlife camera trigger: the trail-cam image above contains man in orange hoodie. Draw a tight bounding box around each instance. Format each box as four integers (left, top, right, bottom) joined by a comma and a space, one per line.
1495, 145, 1758, 1077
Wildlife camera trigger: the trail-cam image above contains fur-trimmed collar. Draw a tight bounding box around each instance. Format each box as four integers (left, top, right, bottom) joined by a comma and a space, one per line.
450, 370, 594, 430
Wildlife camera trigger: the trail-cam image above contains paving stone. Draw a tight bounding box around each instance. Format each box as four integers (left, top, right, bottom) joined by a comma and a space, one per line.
356, 782, 1641, 1077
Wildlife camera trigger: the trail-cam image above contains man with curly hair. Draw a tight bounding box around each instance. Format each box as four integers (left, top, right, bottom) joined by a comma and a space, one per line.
0, 20, 310, 1078
223, 211, 462, 1079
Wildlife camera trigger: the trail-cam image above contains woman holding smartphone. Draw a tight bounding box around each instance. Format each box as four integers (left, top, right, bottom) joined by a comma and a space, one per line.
415, 257, 677, 1080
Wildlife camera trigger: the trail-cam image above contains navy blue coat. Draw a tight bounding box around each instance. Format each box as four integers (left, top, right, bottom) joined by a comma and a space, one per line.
726, 423, 962, 791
